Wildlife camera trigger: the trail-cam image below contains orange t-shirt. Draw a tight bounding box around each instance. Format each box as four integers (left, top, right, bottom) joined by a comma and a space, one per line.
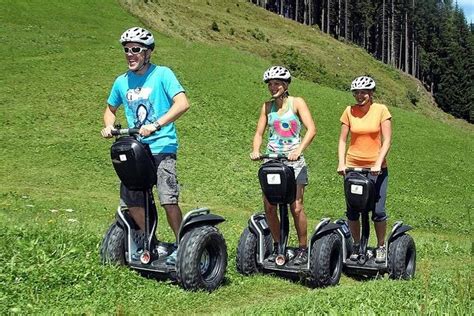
340, 103, 392, 168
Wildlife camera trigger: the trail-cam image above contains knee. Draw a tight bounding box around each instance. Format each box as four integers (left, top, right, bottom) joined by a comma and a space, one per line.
372, 209, 388, 222
346, 210, 360, 221
163, 204, 181, 214
291, 200, 305, 217
264, 201, 277, 214
372, 214, 387, 222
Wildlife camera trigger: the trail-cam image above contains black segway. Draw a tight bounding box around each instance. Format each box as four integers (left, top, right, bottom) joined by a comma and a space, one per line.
336, 167, 416, 279
236, 155, 343, 287
99, 128, 227, 291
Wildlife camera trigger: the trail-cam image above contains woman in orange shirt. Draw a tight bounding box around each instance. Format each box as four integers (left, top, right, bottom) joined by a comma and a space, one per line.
337, 76, 392, 263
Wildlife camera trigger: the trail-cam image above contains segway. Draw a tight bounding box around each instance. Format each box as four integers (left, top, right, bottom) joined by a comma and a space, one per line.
99, 127, 228, 291
236, 155, 343, 287
336, 167, 416, 280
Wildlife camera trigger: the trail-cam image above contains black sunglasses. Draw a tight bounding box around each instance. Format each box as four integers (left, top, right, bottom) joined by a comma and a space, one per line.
123, 46, 148, 54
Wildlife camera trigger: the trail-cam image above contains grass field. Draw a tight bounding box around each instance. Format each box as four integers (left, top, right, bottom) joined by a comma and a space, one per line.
0, 0, 472, 314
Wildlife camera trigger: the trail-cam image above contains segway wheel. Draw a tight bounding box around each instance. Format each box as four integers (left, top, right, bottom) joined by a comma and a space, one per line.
236, 227, 272, 275
99, 221, 126, 265
176, 225, 227, 291
388, 234, 416, 280
309, 232, 343, 287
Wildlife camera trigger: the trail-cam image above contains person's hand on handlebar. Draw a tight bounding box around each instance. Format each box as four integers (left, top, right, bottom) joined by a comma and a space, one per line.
370, 164, 382, 176
139, 124, 158, 137
337, 163, 346, 176
101, 125, 116, 138
287, 149, 302, 161
250, 151, 261, 161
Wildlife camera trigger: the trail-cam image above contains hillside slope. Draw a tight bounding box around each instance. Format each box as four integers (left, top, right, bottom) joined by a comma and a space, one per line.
120, 0, 468, 126
0, 0, 471, 314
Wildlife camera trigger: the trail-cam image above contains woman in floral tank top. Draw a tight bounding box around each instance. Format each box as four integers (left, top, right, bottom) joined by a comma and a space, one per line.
250, 66, 317, 266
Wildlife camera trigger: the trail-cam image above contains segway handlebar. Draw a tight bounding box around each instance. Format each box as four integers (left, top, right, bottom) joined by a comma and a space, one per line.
255, 154, 301, 161
259, 153, 288, 160
111, 128, 140, 136
345, 167, 372, 173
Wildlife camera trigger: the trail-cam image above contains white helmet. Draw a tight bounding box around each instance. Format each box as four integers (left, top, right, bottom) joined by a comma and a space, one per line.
263, 66, 291, 83
120, 27, 155, 49
351, 76, 376, 91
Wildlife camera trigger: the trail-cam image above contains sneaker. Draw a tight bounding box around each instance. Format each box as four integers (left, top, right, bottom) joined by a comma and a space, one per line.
350, 244, 360, 261
267, 243, 279, 262
375, 246, 386, 263
292, 247, 308, 266
165, 248, 178, 265
131, 249, 143, 261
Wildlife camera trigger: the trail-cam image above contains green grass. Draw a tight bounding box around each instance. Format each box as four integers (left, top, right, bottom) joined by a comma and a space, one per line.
0, 0, 472, 314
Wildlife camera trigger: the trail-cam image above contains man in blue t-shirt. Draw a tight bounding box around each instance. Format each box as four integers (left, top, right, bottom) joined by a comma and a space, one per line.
101, 27, 190, 264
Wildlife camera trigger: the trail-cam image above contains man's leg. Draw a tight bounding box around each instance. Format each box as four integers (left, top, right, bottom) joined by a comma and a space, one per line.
163, 204, 183, 240
128, 206, 145, 231
156, 155, 181, 240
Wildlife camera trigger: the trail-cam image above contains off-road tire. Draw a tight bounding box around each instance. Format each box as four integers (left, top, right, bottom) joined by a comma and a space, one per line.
388, 234, 416, 280
236, 227, 272, 275
99, 221, 126, 265
176, 225, 227, 291
309, 232, 343, 287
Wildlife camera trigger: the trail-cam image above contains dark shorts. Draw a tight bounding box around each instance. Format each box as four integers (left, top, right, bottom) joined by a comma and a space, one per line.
345, 168, 388, 222
120, 154, 179, 206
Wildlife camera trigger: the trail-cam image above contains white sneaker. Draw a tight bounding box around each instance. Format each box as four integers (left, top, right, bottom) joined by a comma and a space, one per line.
375, 246, 386, 263
350, 244, 360, 261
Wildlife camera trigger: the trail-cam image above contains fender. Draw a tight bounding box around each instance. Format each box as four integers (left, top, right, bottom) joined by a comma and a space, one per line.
310, 221, 341, 245
388, 223, 413, 243
248, 213, 268, 236
306, 219, 343, 270
311, 218, 341, 245
178, 213, 225, 243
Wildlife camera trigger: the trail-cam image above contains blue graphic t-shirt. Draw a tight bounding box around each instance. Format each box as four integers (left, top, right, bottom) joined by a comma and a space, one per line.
107, 64, 185, 154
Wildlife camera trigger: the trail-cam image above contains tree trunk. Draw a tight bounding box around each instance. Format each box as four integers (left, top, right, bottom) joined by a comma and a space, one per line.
322, 2, 325, 32
405, 10, 408, 73
296, 0, 299, 22
382, 0, 385, 63
327, 0, 331, 34
345, 0, 348, 39
391, 0, 395, 66
411, 0, 415, 75
337, 0, 341, 37
387, 1, 391, 65
303, 0, 307, 24
399, 24, 403, 69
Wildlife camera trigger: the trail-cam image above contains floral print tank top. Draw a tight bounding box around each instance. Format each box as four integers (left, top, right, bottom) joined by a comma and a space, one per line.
266, 97, 302, 154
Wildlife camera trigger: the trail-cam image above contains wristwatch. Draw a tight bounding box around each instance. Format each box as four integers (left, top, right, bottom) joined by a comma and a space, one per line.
152, 121, 162, 131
